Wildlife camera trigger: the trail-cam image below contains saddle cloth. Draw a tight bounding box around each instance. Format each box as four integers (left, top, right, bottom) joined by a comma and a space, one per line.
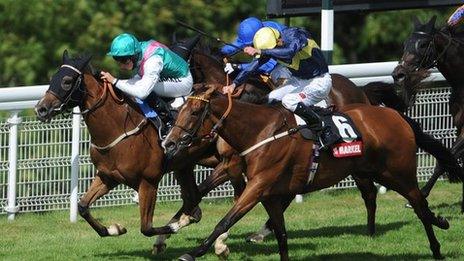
294, 107, 363, 158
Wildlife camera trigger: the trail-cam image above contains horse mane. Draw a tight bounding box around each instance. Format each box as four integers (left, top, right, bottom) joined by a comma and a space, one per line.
81, 61, 143, 116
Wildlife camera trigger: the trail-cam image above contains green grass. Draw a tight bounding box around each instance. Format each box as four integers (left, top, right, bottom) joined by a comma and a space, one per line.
1, 182, 464, 260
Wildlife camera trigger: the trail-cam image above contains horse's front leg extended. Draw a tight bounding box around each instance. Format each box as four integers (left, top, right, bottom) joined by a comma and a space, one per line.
154, 162, 231, 254
78, 172, 125, 236
178, 179, 268, 260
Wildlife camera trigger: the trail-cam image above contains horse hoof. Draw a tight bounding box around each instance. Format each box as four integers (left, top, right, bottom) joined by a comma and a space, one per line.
215, 245, 230, 260
246, 233, 265, 243
107, 223, 127, 236
152, 243, 167, 255
178, 253, 195, 261
437, 216, 450, 230
433, 253, 444, 260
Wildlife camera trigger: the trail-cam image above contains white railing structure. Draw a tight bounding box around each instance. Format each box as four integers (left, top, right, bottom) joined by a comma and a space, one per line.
0, 61, 454, 221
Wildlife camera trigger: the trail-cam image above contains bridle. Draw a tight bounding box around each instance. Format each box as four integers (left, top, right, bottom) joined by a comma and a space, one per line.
403, 29, 454, 71
171, 92, 233, 148
48, 64, 123, 117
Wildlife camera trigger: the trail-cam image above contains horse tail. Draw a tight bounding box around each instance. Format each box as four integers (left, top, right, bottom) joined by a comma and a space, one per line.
400, 114, 463, 183
360, 82, 408, 113
361, 81, 463, 182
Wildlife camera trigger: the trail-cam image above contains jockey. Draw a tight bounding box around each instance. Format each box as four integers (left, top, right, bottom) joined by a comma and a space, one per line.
220, 17, 291, 85
448, 4, 464, 27
101, 33, 193, 139
222, 27, 340, 148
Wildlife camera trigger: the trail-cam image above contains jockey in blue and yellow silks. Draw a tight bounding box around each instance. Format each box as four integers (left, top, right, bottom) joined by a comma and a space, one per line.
222, 26, 339, 148
220, 17, 291, 84
101, 33, 193, 138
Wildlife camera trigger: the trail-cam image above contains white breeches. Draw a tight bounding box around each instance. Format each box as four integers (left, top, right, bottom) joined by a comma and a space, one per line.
268, 73, 332, 111
153, 72, 193, 98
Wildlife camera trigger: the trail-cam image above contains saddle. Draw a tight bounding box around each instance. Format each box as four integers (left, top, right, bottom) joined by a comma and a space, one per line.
296, 107, 363, 156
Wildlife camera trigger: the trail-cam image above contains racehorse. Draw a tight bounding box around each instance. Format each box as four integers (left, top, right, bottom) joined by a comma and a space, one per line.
392, 16, 464, 212
164, 85, 450, 260
153, 47, 461, 258
34, 50, 205, 246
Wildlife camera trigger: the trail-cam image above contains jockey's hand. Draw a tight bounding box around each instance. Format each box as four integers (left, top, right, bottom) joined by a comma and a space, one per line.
224, 63, 235, 74
244, 46, 261, 57
100, 71, 116, 84
222, 83, 236, 94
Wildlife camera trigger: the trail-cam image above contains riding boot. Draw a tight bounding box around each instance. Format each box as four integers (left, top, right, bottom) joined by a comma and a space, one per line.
148, 116, 169, 140
294, 103, 340, 148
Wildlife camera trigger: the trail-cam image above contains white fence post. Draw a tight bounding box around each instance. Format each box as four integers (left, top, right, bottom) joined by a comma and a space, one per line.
69, 107, 80, 223
6, 110, 21, 221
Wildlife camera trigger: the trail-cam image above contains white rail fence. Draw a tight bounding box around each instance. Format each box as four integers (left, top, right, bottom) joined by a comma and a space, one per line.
0, 61, 454, 221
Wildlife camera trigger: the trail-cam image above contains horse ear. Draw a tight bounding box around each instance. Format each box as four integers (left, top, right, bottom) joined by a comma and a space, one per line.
83, 54, 92, 65
412, 16, 421, 29
427, 15, 437, 30
62, 49, 69, 62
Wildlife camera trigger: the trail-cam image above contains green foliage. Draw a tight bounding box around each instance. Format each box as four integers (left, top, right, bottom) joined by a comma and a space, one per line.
0, 0, 459, 86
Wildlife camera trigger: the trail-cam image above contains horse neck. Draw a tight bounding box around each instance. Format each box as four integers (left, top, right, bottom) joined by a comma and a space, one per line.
194, 53, 226, 84
81, 74, 145, 145
436, 33, 464, 90
209, 97, 287, 153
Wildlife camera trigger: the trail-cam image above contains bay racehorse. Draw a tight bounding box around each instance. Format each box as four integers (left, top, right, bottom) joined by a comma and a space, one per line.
392, 16, 464, 212
164, 85, 450, 260
35, 50, 206, 249
158, 48, 462, 241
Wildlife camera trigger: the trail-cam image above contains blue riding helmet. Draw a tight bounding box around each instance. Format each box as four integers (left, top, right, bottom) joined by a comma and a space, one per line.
221, 17, 264, 55
107, 33, 142, 57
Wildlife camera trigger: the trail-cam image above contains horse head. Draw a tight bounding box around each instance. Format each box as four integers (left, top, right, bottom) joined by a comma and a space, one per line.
392, 16, 438, 106
35, 50, 92, 122
163, 84, 219, 159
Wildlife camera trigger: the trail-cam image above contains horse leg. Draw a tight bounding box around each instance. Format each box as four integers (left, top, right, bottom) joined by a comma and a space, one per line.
353, 176, 377, 236
420, 164, 444, 198
246, 194, 294, 243
376, 171, 446, 259
261, 196, 289, 261
178, 179, 268, 260
154, 163, 230, 254
78, 173, 123, 236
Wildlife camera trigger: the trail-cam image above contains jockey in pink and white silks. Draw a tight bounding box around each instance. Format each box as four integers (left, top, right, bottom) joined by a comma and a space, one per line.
101, 33, 193, 138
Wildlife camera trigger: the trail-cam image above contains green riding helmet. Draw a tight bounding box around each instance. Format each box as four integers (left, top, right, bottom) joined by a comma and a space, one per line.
107, 33, 142, 57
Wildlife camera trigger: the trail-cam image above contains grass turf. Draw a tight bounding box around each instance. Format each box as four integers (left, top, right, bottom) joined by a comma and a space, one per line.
1, 182, 463, 260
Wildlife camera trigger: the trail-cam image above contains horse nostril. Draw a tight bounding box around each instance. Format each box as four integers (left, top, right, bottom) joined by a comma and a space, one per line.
36, 106, 49, 117
393, 72, 406, 82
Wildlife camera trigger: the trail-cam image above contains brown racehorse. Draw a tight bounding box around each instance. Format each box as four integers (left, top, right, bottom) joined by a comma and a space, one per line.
34, 50, 205, 248
392, 16, 464, 212
164, 85, 450, 260
157, 49, 461, 246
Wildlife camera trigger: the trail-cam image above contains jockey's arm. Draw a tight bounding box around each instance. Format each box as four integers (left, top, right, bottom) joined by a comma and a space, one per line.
114, 56, 163, 100
261, 41, 302, 61
239, 59, 277, 74
221, 44, 242, 57
233, 57, 270, 86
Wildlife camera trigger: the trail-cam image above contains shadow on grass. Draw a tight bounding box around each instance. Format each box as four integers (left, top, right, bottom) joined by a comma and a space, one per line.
223, 221, 410, 241
292, 252, 450, 261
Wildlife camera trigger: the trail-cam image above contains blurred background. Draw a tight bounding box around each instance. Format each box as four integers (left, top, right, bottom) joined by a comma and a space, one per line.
0, 0, 458, 87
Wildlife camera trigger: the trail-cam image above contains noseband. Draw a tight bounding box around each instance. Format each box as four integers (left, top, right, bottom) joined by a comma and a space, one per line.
405, 30, 453, 70
172, 92, 233, 148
